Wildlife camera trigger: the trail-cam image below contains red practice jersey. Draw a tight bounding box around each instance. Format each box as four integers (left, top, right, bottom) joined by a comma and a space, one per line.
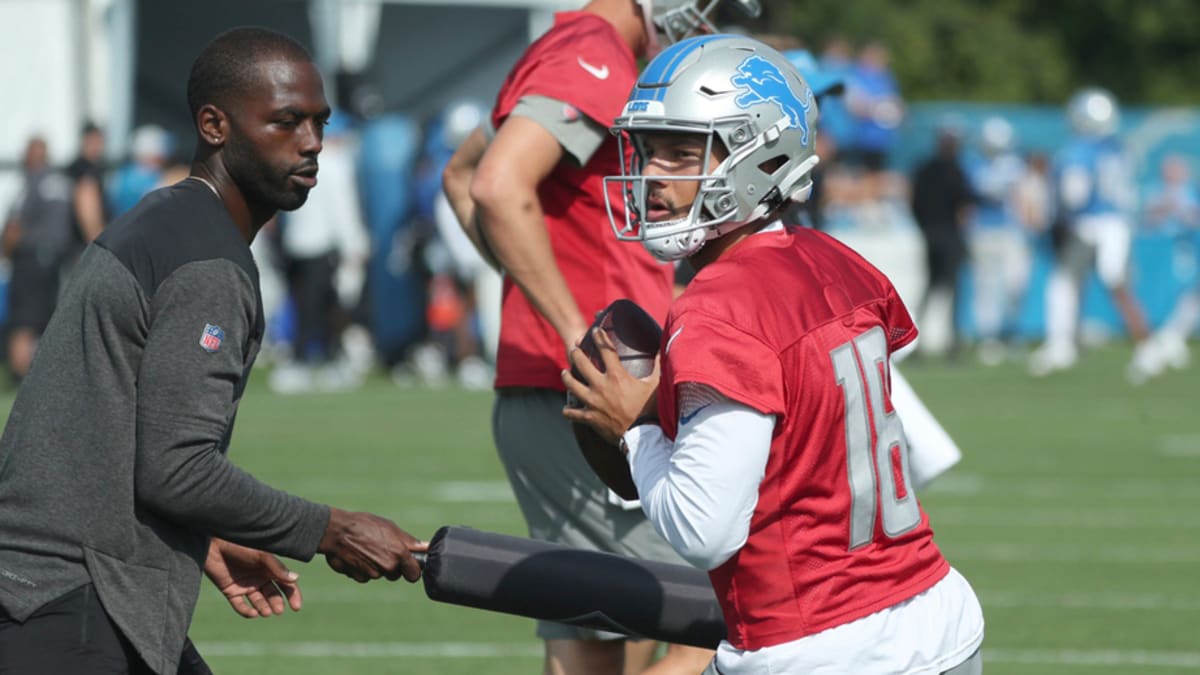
490, 11, 673, 390
658, 227, 949, 651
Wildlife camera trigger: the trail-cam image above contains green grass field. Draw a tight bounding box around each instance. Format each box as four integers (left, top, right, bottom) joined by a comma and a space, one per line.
6, 344, 1198, 673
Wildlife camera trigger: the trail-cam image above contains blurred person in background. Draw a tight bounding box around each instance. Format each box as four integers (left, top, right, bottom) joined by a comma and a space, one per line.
966, 116, 1030, 365
270, 111, 371, 394
1128, 154, 1200, 382
441, 1, 766, 672
781, 48, 844, 232
156, 150, 197, 190
1013, 151, 1053, 238
2, 136, 75, 382
0, 28, 426, 675
845, 41, 904, 205
438, 98, 502, 368
65, 121, 110, 246
1011, 150, 1054, 336
109, 124, 171, 217
817, 36, 857, 174
1145, 155, 1200, 233
1029, 87, 1153, 379
911, 123, 974, 359
419, 99, 500, 390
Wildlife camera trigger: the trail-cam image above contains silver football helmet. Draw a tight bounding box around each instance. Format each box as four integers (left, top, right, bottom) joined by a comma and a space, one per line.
605, 35, 820, 262
637, 0, 761, 56
439, 99, 487, 150
1067, 86, 1120, 138
980, 115, 1015, 155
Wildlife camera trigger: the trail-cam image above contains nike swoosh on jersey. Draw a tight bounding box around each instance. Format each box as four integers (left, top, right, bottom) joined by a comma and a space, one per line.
665, 325, 684, 354
577, 56, 610, 80
679, 403, 710, 426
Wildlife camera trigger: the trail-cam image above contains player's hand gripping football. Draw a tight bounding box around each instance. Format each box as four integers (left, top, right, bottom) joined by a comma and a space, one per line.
319, 508, 428, 583
563, 327, 660, 446
204, 538, 302, 618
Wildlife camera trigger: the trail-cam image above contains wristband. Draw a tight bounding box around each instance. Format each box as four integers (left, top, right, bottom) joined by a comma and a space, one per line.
620, 416, 658, 457
628, 415, 660, 430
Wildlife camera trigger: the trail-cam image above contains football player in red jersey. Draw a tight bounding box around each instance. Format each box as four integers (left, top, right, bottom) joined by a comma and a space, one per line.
564, 35, 984, 674
441, 2, 759, 674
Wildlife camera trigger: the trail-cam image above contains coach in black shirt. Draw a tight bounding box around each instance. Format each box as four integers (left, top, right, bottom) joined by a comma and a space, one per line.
911, 126, 974, 357
0, 27, 425, 674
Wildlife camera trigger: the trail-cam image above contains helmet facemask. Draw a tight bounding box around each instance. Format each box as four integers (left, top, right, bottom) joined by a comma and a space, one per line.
637, 0, 761, 57
606, 127, 735, 261
639, 0, 719, 59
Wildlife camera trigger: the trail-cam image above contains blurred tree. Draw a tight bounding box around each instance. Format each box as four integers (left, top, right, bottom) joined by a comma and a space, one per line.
719, 0, 1199, 104
1016, 0, 1200, 105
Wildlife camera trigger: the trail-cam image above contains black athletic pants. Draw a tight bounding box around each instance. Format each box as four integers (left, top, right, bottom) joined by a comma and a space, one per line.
0, 584, 211, 674
288, 253, 338, 363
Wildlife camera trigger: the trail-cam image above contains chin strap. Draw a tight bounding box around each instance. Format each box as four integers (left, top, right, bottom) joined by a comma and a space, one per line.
738, 153, 821, 223
703, 214, 774, 243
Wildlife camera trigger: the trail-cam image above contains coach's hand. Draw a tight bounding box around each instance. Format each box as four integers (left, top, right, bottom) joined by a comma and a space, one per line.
319, 508, 427, 583
205, 538, 302, 618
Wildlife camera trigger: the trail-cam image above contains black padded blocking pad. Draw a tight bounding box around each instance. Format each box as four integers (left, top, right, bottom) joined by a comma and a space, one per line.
421, 526, 726, 649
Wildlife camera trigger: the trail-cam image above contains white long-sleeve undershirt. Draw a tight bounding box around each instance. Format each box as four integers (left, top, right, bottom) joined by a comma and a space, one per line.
623, 385, 775, 571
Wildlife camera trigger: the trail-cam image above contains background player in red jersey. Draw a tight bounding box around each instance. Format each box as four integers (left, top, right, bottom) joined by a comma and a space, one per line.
441, 2, 757, 674
564, 36, 984, 674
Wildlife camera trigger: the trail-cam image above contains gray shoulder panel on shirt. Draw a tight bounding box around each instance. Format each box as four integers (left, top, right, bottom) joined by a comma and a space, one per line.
510, 95, 609, 167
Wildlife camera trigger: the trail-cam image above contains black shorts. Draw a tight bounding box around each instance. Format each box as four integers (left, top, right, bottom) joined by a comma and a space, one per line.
0, 584, 211, 674
6, 253, 60, 332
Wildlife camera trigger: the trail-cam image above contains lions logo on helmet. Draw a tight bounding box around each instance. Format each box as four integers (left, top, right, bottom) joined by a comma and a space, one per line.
731, 55, 813, 144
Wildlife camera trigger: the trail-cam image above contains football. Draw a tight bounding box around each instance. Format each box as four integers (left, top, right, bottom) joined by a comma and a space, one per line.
567, 299, 663, 501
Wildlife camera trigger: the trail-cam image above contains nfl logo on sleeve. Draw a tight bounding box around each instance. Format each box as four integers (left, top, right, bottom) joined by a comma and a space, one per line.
200, 324, 225, 353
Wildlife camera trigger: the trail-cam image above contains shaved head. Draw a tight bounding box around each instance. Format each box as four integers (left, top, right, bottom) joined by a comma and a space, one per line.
187, 26, 313, 120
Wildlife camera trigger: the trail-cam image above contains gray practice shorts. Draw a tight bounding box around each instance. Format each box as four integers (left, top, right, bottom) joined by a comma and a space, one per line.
942, 648, 983, 675
493, 388, 687, 641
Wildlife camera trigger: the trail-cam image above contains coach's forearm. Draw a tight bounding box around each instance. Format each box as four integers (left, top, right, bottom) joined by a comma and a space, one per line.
136, 441, 331, 561
473, 182, 586, 346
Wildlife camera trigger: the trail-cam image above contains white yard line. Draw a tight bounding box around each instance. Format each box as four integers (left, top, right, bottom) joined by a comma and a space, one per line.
920, 473, 984, 495
923, 473, 1200, 500
980, 591, 1200, 611
950, 543, 1200, 563
985, 648, 1200, 668
932, 509, 1193, 529
1159, 434, 1200, 458
431, 480, 516, 503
